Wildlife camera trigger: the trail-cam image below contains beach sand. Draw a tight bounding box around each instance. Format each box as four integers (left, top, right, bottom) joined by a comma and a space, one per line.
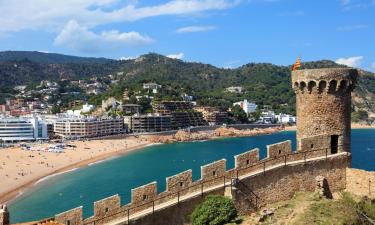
0, 136, 151, 204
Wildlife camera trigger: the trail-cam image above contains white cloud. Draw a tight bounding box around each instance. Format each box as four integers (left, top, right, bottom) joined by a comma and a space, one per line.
166, 52, 184, 59
176, 25, 217, 33
371, 62, 375, 70
54, 20, 153, 53
0, 0, 240, 35
335, 56, 364, 67
337, 24, 368, 31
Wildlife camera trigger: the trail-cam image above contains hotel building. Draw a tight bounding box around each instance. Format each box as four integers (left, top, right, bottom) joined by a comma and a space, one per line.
0, 116, 48, 142
54, 117, 124, 139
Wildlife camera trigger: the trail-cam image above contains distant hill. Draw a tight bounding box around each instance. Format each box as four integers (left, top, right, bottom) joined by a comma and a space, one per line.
0, 51, 113, 64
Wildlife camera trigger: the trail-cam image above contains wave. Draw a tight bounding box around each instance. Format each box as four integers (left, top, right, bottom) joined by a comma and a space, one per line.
34, 168, 78, 185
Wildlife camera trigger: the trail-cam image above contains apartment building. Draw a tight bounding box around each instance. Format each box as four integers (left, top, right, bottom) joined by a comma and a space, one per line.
152, 101, 206, 129
194, 107, 228, 125
54, 117, 123, 139
124, 114, 171, 133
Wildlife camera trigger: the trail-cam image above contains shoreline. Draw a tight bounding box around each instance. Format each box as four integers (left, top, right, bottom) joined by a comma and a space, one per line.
0, 141, 152, 204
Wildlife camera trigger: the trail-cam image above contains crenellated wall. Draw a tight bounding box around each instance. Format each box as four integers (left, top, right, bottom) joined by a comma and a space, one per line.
55, 207, 83, 225
47, 135, 352, 225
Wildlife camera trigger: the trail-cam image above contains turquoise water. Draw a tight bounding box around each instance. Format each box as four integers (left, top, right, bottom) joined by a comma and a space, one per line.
8, 129, 375, 223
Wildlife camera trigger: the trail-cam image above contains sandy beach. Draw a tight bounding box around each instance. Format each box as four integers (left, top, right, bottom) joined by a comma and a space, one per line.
0, 136, 151, 204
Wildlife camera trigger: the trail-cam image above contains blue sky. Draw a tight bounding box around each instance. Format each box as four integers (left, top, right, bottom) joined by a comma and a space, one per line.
0, 0, 374, 70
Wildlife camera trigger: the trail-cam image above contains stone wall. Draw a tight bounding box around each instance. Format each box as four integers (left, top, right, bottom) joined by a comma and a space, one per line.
266, 141, 291, 158
201, 159, 226, 180
55, 207, 83, 225
0, 205, 9, 225
234, 148, 259, 168
346, 168, 375, 199
45, 135, 356, 225
93, 195, 121, 222
233, 154, 349, 214
131, 182, 157, 204
166, 170, 192, 192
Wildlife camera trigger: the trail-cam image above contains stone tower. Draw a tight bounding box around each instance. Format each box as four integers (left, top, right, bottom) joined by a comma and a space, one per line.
291, 68, 358, 153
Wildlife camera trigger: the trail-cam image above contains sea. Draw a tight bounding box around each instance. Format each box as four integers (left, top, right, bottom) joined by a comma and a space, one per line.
8, 129, 375, 223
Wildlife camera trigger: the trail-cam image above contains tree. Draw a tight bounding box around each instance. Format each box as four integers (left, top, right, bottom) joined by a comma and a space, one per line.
351, 110, 368, 123
230, 105, 248, 123
51, 104, 61, 114
190, 195, 237, 225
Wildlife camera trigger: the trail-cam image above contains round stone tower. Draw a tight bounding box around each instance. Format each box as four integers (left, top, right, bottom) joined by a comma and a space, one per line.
291, 68, 358, 153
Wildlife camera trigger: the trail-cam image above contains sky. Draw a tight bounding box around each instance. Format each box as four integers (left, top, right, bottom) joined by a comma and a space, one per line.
0, 0, 374, 70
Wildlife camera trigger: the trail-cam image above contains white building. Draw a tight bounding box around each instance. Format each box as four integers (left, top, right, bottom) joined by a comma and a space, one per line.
233, 100, 257, 114
275, 113, 296, 124
143, 82, 161, 93
226, 86, 243, 93
82, 103, 95, 113
260, 111, 276, 124
0, 116, 48, 142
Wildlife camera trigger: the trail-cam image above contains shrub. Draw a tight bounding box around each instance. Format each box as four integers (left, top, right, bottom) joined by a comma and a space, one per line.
190, 195, 237, 225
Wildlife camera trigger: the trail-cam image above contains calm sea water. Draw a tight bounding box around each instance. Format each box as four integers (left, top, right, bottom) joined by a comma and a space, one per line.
8, 129, 375, 223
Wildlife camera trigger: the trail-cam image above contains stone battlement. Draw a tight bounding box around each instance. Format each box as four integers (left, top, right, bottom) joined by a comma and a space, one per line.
292, 68, 357, 94
47, 134, 340, 225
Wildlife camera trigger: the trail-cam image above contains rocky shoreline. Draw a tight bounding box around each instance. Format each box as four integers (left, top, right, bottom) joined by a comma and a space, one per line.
144, 126, 284, 143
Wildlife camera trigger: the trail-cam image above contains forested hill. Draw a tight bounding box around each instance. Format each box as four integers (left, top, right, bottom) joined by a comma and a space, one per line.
0, 51, 113, 64
0, 51, 374, 118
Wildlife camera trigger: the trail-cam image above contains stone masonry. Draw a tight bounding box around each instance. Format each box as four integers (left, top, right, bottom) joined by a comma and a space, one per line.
292, 68, 358, 152
0, 205, 9, 225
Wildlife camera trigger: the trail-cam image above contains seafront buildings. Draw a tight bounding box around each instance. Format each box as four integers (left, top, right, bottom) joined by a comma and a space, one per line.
153, 101, 206, 129
54, 117, 124, 139
0, 116, 48, 142
124, 114, 172, 133
194, 106, 228, 125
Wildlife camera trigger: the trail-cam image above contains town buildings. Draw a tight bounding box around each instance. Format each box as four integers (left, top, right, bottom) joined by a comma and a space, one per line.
194, 107, 228, 125
54, 116, 124, 139
275, 113, 296, 124
233, 99, 257, 114
124, 114, 172, 133
0, 116, 48, 142
153, 101, 206, 129
143, 82, 161, 93
122, 104, 141, 115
